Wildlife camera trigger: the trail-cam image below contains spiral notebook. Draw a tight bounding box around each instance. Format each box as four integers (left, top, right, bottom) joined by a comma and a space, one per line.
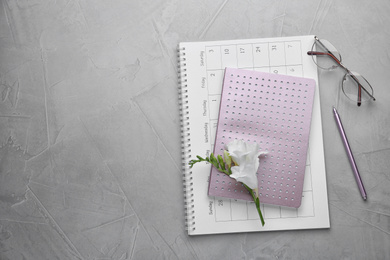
209, 68, 316, 208
178, 35, 329, 235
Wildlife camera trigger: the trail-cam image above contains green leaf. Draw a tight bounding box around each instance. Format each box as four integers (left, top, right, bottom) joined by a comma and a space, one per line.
217, 155, 225, 171
210, 153, 218, 167
226, 166, 232, 175
223, 150, 231, 168
196, 155, 205, 161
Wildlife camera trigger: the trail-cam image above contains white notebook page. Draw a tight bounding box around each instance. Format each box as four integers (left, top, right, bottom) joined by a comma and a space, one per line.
179, 35, 329, 235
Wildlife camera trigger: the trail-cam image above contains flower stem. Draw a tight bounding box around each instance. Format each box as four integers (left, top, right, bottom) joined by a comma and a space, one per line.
189, 153, 265, 226
244, 184, 265, 226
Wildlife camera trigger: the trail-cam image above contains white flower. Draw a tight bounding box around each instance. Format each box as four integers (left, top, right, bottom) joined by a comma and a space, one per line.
225, 139, 266, 190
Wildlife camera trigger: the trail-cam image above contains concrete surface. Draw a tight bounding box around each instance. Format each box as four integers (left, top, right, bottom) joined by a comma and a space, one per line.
0, 0, 389, 259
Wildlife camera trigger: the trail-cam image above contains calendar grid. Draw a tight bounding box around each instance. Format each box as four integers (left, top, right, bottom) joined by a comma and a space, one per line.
204, 40, 315, 222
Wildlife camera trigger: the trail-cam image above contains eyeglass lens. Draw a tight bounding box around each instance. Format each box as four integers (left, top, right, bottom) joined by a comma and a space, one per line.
311, 39, 341, 70
342, 73, 374, 103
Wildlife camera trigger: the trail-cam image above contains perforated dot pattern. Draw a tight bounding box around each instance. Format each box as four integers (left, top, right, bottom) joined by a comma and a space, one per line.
208, 67, 316, 208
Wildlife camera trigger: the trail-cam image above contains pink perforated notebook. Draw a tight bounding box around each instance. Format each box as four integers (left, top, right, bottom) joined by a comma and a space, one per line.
208, 67, 316, 208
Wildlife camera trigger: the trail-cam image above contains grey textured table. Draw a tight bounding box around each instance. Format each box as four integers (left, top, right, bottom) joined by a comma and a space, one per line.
1, 0, 389, 259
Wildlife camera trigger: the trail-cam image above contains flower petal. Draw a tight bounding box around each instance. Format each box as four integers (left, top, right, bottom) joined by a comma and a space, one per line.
230, 163, 258, 189
225, 139, 264, 189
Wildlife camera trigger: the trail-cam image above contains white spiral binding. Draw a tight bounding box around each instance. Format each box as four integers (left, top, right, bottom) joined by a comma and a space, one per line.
178, 46, 195, 232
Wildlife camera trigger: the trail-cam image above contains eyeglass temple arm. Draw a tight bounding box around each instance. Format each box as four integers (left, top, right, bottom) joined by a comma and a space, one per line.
307, 51, 341, 65
307, 51, 376, 101
347, 73, 376, 102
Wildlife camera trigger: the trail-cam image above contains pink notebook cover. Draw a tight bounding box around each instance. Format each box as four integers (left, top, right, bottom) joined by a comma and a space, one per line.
208, 67, 316, 208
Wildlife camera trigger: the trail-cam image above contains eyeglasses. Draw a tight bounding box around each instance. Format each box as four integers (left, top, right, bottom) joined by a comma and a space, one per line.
307, 36, 376, 106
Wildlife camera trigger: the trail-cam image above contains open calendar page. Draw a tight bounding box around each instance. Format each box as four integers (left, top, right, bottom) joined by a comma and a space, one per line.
178, 35, 330, 235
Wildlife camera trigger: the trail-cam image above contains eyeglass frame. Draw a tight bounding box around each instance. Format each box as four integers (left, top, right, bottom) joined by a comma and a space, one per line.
307, 36, 376, 106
